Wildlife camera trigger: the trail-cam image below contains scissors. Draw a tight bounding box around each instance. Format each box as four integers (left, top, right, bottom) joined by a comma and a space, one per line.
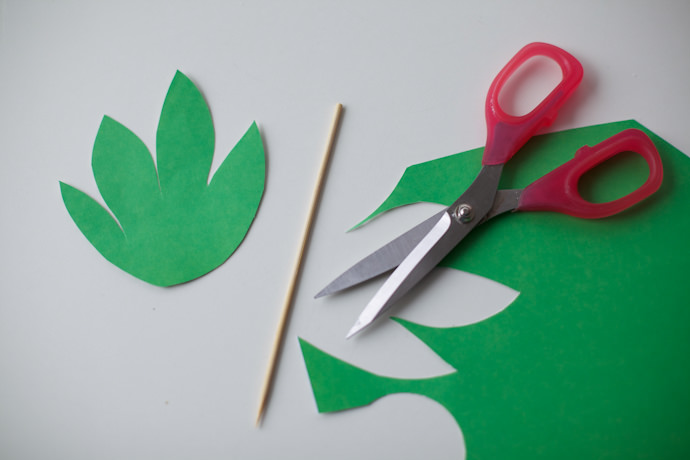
316, 42, 663, 338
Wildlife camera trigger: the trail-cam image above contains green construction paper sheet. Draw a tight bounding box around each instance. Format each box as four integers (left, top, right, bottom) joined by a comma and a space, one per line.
60, 71, 265, 286
300, 120, 690, 459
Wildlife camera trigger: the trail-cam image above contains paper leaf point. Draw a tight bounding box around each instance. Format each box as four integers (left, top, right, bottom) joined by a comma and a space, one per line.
61, 71, 265, 286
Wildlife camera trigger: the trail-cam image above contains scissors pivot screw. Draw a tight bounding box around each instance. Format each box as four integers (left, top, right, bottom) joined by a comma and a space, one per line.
453, 204, 475, 223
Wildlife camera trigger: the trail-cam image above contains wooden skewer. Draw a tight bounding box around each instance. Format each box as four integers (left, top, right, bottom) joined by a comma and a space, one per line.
256, 103, 343, 426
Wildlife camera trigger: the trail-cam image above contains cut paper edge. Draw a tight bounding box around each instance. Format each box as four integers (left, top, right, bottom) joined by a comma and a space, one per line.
60, 71, 266, 286
302, 120, 690, 458
299, 338, 457, 414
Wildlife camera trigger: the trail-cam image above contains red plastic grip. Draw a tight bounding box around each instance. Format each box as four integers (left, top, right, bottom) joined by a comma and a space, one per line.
483, 42, 584, 166
517, 129, 663, 219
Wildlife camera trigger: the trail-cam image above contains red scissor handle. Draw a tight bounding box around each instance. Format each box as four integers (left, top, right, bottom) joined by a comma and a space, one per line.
483, 42, 584, 166
517, 129, 663, 219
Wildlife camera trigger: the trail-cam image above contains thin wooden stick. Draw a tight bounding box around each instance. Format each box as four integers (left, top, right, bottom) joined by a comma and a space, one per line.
256, 103, 343, 426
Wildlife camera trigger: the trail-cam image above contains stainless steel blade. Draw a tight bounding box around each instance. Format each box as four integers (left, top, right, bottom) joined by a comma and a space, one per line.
346, 164, 504, 337
481, 189, 522, 222
347, 211, 456, 337
315, 210, 446, 298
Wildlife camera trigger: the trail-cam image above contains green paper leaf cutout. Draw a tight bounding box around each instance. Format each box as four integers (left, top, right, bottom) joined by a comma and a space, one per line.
61, 71, 265, 286
301, 120, 690, 458
352, 147, 484, 229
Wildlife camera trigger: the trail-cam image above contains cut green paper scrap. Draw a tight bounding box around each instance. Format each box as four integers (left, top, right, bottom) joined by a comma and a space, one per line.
301, 120, 690, 458
60, 71, 265, 286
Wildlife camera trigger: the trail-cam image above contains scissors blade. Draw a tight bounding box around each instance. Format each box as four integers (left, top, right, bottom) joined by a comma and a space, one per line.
315, 210, 446, 298
346, 164, 504, 338
318, 188, 521, 299
346, 211, 472, 337
481, 189, 522, 222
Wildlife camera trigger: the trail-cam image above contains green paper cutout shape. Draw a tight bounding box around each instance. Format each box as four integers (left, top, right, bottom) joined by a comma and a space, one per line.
301, 120, 690, 458
60, 71, 265, 286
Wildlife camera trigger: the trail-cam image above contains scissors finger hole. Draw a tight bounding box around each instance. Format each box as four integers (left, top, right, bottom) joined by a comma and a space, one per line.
578, 151, 650, 204
497, 56, 563, 117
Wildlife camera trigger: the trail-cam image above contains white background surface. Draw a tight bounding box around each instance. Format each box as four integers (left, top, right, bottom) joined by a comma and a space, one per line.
1, 1, 688, 458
